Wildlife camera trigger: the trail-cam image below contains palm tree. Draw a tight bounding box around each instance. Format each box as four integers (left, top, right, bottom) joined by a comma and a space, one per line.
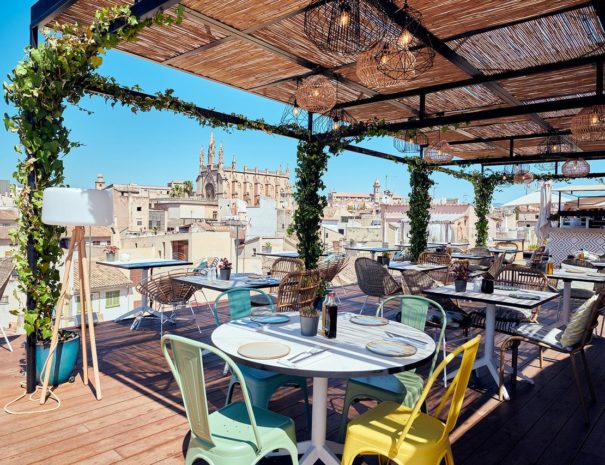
182, 180, 193, 197
169, 184, 183, 198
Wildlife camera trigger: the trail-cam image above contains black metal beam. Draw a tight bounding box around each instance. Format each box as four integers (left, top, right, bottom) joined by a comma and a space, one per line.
594, 0, 605, 30
447, 130, 571, 146
332, 94, 604, 139
333, 54, 604, 111
444, 150, 605, 167
30, 0, 77, 28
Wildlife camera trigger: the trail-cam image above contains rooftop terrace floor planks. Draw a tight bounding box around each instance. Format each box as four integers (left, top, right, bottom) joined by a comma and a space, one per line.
1, 285, 604, 465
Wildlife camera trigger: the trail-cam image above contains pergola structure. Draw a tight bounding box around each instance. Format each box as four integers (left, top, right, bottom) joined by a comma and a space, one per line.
19, 0, 605, 400
30, 0, 605, 175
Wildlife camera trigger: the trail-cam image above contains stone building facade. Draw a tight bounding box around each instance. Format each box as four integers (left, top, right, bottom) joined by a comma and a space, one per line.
195, 133, 293, 210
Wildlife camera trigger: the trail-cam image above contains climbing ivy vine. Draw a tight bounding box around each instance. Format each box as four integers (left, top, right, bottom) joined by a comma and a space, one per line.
407, 159, 434, 261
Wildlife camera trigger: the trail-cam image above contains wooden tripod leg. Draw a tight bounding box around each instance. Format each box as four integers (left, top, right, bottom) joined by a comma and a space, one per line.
78, 227, 102, 400
76, 229, 88, 385
40, 229, 77, 404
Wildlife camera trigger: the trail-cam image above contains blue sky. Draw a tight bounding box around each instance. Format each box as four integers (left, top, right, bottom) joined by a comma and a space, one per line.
1, 3, 600, 204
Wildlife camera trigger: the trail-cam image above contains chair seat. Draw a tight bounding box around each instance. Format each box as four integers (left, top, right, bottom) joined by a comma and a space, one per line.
468, 264, 488, 272
348, 371, 425, 407
469, 305, 532, 334
239, 365, 287, 381
558, 288, 595, 300
512, 323, 567, 351
344, 401, 446, 462
190, 401, 295, 459
250, 294, 277, 306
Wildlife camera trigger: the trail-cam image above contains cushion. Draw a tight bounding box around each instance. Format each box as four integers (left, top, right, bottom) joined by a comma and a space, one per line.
514, 323, 565, 350
560, 295, 599, 348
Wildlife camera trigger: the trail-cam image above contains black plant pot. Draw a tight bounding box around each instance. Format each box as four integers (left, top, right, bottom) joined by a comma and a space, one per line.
219, 268, 231, 280
454, 279, 467, 292
377, 256, 384, 265
382, 257, 390, 266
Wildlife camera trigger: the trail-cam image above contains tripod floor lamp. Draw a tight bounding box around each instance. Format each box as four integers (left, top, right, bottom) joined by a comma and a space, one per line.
40, 187, 113, 403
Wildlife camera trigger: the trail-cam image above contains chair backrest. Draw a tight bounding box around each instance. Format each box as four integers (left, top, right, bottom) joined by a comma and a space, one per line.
271, 257, 305, 280
0, 258, 15, 298
377, 295, 447, 376
193, 256, 219, 273
496, 241, 518, 263
393, 336, 481, 455
137, 270, 198, 306
274, 269, 321, 312
418, 251, 451, 265
578, 291, 605, 349
529, 246, 546, 267
210, 288, 275, 326
486, 253, 505, 278
469, 246, 490, 256
495, 264, 548, 291
400, 269, 437, 295
298, 269, 321, 312
354, 257, 400, 298
161, 335, 263, 451
318, 254, 349, 282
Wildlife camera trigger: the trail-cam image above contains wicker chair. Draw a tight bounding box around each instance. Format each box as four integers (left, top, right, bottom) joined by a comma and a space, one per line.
499, 292, 605, 423
526, 246, 546, 270
468, 246, 493, 272
317, 254, 349, 300
0, 258, 15, 351
135, 270, 201, 336
251, 257, 305, 306
469, 264, 548, 335
418, 251, 451, 284
496, 241, 518, 264
354, 257, 402, 314
274, 269, 320, 313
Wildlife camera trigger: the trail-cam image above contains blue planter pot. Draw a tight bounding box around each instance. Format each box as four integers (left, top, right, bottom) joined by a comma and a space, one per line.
35, 331, 80, 385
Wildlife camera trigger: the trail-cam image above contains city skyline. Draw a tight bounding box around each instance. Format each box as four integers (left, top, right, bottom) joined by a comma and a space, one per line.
1, 3, 602, 205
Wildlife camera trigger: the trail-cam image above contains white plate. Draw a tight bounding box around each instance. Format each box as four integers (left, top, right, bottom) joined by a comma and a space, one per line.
237, 341, 290, 360
350, 315, 390, 326
366, 339, 417, 357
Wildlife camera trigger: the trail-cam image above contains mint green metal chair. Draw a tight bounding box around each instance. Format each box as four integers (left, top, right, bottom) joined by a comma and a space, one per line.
162, 335, 299, 465
211, 288, 311, 425
338, 295, 447, 442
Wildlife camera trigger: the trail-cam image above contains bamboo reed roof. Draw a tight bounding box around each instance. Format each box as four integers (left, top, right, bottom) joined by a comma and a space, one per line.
43, 0, 605, 163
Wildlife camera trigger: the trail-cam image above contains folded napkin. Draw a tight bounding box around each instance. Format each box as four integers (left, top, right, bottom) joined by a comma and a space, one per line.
509, 292, 541, 300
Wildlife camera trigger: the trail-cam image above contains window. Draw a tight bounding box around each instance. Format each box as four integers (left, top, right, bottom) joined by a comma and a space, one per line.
92, 240, 100, 246
212, 211, 218, 220
136, 206, 142, 212
0, 296, 8, 304
136, 219, 143, 226
105, 290, 120, 308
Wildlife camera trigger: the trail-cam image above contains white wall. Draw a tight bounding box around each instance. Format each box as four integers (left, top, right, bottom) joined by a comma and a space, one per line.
247, 198, 277, 238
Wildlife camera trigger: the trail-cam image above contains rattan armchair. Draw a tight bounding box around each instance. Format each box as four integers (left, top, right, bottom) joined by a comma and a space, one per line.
496, 241, 518, 264
527, 246, 546, 270
499, 292, 605, 423
468, 246, 493, 272
354, 257, 402, 314
135, 270, 201, 336
274, 269, 321, 313
0, 258, 14, 351
418, 251, 452, 283
317, 254, 349, 300
469, 264, 548, 335
251, 257, 304, 306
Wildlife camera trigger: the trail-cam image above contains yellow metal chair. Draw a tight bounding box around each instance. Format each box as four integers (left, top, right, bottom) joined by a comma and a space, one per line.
341, 336, 481, 465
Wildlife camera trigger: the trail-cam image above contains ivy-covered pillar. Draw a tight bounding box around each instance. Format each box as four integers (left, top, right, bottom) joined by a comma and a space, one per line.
407, 160, 434, 261
472, 175, 498, 246
292, 137, 329, 269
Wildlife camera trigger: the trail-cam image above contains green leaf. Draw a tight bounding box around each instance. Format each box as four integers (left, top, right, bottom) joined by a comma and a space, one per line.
90, 56, 103, 68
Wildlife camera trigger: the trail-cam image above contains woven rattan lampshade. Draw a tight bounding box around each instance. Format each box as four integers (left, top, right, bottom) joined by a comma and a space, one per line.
571, 105, 605, 141
303, 0, 390, 56
424, 140, 453, 164
393, 131, 428, 153
562, 158, 590, 178
296, 75, 337, 113
356, 42, 399, 89
513, 167, 534, 184
538, 133, 574, 154
373, 0, 435, 81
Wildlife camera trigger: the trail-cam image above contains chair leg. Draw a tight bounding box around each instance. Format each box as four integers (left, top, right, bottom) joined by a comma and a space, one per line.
338, 386, 358, 443
511, 341, 519, 388
1, 326, 12, 352
539, 347, 544, 369
188, 303, 201, 333
300, 379, 312, 429
444, 444, 455, 465
570, 353, 590, 425
579, 348, 596, 402
225, 377, 238, 406
442, 333, 448, 388
360, 295, 369, 314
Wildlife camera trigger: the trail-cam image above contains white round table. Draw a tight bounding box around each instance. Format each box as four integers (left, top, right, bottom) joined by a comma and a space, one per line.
211, 312, 436, 465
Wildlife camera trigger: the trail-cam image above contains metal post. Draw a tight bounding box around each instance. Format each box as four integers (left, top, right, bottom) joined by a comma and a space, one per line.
25, 25, 39, 394
235, 223, 239, 273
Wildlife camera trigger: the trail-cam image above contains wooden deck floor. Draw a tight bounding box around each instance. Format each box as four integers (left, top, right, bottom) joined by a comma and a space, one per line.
1, 285, 604, 465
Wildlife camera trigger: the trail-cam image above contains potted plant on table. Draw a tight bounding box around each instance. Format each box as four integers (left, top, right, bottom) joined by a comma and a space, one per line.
300, 304, 320, 337
548, 212, 560, 228
218, 257, 232, 280
262, 241, 272, 253
377, 251, 390, 266
452, 262, 470, 292
104, 245, 118, 262
313, 279, 328, 311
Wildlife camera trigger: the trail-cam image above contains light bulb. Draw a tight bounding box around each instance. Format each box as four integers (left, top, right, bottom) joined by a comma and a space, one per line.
292, 105, 300, 116
339, 9, 350, 27
312, 89, 320, 97
332, 120, 340, 130
397, 29, 413, 48
552, 143, 560, 152
590, 112, 599, 125
380, 53, 389, 65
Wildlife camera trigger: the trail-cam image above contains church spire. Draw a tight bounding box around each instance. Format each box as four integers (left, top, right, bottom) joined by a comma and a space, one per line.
208, 132, 215, 165
199, 144, 205, 171
232, 154, 237, 170
218, 141, 224, 166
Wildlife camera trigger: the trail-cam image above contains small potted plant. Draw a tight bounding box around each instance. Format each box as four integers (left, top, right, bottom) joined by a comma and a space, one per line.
451, 262, 470, 292
548, 212, 560, 227
262, 241, 272, 253
300, 304, 320, 337
377, 251, 390, 266
313, 279, 328, 311
104, 245, 118, 262
218, 257, 232, 280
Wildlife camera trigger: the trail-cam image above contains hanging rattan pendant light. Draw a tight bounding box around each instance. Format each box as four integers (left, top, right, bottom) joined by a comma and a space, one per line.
513, 165, 534, 184
373, 0, 435, 82
562, 158, 590, 178
296, 75, 337, 113
393, 130, 428, 153
571, 105, 605, 141
303, 0, 390, 56
424, 132, 453, 164
538, 133, 574, 154
356, 42, 400, 89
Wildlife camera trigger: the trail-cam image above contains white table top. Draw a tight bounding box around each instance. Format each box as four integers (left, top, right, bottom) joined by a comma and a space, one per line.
211, 312, 435, 379
423, 284, 558, 309
589, 261, 605, 269
344, 246, 400, 253
548, 269, 605, 283
389, 261, 448, 272
173, 273, 281, 292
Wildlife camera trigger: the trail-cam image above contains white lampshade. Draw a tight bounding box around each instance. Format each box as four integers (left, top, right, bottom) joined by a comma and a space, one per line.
42, 188, 113, 226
